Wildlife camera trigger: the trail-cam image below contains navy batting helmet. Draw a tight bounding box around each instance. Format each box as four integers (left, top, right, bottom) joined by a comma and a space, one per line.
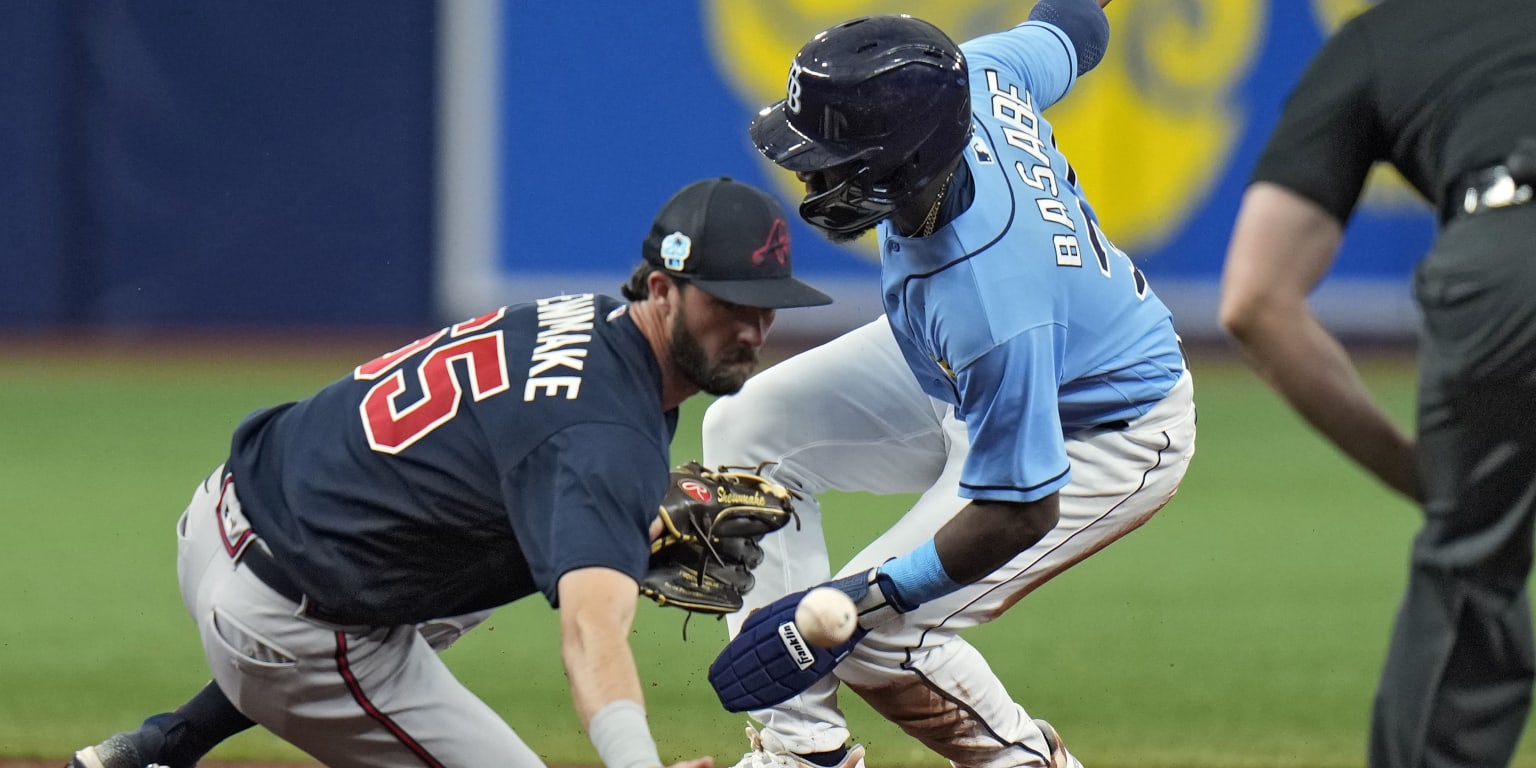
750, 14, 971, 234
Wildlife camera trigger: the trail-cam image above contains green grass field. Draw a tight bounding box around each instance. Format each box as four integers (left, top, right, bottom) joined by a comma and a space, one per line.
2, 341, 1533, 767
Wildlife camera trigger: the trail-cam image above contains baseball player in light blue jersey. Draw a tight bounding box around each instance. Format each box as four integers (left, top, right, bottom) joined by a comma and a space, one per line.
706, 4, 1196, 768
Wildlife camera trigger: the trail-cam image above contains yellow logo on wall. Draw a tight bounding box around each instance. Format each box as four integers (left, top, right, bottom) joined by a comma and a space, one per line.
705, 0, 1263, 254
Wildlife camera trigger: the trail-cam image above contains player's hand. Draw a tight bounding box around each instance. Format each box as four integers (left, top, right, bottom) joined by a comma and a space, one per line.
708, 569, 911, 712
668, 757, 714, 768
708, 586, 860, 712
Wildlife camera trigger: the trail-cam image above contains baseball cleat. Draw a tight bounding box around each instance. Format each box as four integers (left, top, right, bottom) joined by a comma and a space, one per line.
69, 741, 153, 768
731, 724, 867, 768
68, 728, 168, 768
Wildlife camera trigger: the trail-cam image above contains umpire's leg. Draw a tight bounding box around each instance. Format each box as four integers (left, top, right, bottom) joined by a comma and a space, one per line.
1372, 213, 1536, 768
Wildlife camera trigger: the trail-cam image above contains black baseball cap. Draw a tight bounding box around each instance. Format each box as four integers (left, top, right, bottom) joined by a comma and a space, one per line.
643, 177, 832, 309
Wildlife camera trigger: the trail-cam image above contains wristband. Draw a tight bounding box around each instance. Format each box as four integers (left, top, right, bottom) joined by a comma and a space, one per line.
588, 699, 662, 768
878, 539, 963, 606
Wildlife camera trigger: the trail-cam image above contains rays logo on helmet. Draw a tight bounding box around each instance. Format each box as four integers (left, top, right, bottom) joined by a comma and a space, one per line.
786, 61, 804, 114
660, 232, 691, 271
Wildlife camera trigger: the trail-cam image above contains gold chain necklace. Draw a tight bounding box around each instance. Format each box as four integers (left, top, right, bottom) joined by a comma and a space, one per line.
918, 174, 954, 237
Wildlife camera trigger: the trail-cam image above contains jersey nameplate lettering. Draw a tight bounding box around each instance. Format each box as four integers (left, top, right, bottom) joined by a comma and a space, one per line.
987, 69, 1082, 266
984, 69, 1148, 297
525, 294, 595, 401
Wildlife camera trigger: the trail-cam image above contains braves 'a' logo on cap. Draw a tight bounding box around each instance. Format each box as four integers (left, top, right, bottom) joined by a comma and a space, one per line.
679, 479, 712, 502
752, 218, 790, 267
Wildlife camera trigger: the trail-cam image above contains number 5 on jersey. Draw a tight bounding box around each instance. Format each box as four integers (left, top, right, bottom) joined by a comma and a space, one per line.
353, 308, 510, 454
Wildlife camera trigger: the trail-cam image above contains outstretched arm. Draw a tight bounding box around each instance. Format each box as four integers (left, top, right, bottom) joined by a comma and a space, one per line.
855, 495, 1057, 616
558, 567, 714, 768
1219, 182, 1419, 501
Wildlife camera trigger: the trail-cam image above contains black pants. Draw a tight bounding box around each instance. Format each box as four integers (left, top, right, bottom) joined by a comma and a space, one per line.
1371, 205, 1536, 768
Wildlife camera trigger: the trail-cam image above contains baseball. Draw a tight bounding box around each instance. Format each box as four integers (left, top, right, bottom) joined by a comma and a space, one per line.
795, 587, 858, 647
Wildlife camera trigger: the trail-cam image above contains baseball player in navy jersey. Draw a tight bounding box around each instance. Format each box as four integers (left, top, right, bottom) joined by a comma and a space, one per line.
703, 4, 1195, 768
68, 177, 831, 768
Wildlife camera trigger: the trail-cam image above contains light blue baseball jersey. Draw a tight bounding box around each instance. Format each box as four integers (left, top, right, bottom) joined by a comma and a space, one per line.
878, 20, 1184, 504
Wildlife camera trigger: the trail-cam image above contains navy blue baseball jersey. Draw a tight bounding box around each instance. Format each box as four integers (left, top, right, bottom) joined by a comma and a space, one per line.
227, 294, 676, 626
879, 20, 1184, 504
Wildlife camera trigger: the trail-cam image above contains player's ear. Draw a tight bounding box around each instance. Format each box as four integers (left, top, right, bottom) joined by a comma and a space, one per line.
646, 270, 683, 307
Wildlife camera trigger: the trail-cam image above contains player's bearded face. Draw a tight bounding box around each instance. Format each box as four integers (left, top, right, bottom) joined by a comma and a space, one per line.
669, 292, 767, 396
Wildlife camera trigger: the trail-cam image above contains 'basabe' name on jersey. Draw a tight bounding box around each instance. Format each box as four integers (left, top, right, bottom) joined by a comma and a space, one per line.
228, 293, 676, 626
984, 69, 1143, 297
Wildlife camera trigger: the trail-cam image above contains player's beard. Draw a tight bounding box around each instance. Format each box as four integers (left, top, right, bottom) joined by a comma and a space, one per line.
815, 222, 875, 245
670, 312, 759, 396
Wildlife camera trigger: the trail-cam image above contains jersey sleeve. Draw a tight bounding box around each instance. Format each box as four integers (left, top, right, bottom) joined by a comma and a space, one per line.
962, 21, 1079, 110
953, 325, 1070, 503
508, 422, 669, 605
1249, 21, 1382, 223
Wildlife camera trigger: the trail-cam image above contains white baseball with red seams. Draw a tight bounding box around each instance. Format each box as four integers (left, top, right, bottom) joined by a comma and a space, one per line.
794, 587, 857, 647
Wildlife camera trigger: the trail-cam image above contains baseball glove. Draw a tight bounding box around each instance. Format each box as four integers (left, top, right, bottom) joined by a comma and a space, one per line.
640, 462, 799, 615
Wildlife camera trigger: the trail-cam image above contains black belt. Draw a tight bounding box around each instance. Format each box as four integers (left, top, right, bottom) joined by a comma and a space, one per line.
1086, 341, 1187, 433
1442, 143, 1536, 223
240, 544, 354, 625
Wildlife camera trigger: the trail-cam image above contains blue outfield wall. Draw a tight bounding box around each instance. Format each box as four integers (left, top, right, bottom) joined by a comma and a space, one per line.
1, 1, 1428, 339
0, 1, 437, 331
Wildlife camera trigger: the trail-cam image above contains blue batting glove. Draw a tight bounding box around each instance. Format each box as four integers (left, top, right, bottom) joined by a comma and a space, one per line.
708, 568, 912, 712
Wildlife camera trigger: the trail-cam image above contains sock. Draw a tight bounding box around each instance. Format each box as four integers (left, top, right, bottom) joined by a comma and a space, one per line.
153, 681, 257, 767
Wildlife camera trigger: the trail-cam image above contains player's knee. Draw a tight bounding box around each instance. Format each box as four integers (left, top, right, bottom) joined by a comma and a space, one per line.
703, 392, 771, 466
703, 399, 755, 463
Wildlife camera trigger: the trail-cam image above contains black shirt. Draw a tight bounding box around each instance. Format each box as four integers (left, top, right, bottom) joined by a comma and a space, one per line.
1251, 0, 1536, 223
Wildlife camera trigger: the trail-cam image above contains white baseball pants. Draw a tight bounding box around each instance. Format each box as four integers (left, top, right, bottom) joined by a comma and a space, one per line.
703, 317, 1196, 768
175, 466, 523, 767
